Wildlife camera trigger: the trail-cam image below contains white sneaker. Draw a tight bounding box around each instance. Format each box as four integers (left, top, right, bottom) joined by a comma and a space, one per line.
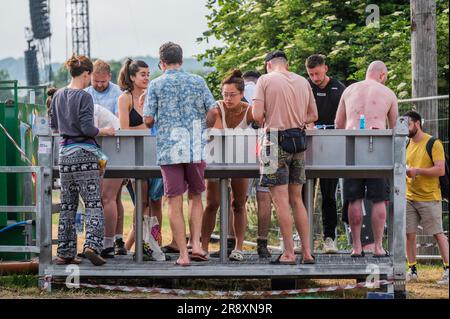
437, 269, 449, 285
323, 237, 338, 254
406, 269, 419, 283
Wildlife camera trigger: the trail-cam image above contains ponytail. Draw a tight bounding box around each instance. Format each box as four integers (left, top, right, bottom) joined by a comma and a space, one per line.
118, 58, 149, 92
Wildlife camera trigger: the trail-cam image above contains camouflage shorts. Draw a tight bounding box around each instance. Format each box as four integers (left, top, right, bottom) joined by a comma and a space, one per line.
259, 140, 306, 187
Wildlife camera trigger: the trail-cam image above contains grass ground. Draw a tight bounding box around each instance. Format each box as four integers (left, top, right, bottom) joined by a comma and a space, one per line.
0, 190, 448, 299
0, 265, 448, 299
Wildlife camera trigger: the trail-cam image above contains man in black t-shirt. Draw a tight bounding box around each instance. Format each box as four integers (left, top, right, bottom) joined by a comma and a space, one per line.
305, 54, 346, 253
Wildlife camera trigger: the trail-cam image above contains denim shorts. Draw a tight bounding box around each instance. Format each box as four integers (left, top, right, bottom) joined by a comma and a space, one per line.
148, 178, 164, 201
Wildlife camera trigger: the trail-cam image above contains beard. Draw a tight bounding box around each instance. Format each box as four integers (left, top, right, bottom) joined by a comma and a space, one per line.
408, 127, 418, 138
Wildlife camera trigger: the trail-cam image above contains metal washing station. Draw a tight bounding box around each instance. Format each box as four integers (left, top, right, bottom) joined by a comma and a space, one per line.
32, 117, 408, 295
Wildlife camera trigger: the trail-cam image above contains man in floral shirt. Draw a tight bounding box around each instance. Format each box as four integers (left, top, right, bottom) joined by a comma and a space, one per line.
144, 42, 217, 266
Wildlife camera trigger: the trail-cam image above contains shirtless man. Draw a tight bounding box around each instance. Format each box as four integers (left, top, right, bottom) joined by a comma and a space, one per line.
335, 61, 398, 258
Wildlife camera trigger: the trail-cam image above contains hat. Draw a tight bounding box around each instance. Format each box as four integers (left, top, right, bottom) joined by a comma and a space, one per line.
265, 50, 288, 63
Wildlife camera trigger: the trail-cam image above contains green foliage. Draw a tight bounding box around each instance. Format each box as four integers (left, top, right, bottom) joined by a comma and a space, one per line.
199, 0, 449, 99
52, 65, 69, 88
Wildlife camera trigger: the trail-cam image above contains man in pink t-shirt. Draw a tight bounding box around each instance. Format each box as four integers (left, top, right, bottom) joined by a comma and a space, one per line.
253, 51, 318, 265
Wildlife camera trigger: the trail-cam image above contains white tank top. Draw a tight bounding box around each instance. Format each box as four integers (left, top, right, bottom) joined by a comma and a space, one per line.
218, 101, 250, 129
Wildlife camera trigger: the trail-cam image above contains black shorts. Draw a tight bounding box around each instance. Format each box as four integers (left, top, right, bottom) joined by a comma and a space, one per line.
343, 178, 390, 203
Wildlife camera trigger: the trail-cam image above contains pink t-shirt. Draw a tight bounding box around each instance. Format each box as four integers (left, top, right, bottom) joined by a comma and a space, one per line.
253, 71, 317, 130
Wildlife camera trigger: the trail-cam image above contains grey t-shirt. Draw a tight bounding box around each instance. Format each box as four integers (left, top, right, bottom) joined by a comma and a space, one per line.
50, 87, 99, 138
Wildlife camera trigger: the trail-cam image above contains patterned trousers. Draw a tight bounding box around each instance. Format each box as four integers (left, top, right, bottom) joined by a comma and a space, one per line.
57, 149, 104, 258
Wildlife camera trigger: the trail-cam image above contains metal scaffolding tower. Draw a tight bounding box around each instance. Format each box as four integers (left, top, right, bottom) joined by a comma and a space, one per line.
70, 0, 90, 57
25, 0, 52, 84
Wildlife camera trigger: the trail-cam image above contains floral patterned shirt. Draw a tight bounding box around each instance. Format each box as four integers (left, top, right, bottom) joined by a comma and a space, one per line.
143, 69, 216, 165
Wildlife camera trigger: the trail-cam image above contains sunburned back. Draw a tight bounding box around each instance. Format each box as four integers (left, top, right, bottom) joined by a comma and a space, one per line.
341, 80, 397, 129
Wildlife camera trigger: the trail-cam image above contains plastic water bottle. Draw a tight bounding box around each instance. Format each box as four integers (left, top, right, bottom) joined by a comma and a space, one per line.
359, 114, 365, 129
75, 210, 85, 234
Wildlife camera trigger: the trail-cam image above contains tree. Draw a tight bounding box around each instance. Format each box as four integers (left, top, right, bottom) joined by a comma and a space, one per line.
51, 66, 69, 88
199, 0, 449, 99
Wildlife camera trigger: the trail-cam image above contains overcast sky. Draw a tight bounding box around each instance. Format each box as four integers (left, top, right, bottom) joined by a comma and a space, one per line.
0, 0, 223, 62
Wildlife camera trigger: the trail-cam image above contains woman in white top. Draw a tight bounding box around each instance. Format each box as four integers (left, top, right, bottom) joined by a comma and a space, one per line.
201, 70, 254, 261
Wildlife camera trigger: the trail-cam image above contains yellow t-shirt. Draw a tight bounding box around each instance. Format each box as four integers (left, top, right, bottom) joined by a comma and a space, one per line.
406, 134, 445, 201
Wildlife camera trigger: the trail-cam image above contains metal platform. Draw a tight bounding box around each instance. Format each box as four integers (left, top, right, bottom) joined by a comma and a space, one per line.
29, 117, 408, 294
47, 253, 394, 279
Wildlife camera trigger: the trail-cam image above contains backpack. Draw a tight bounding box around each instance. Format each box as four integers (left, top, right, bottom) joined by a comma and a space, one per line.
406, 137, 449, 201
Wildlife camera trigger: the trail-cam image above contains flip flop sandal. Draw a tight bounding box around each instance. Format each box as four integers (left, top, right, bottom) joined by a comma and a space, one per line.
351, 250, 366, 258
191, 252, 209, 262
270, 254, 297, 265
373, 250, 390, 258
229, 250, 244, 261
301, 255, 316, 264
54, 257, 82, 265
84, 248, 106, 266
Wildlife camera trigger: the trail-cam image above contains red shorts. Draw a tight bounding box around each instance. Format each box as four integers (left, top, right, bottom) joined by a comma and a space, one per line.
160, 162, 207, 197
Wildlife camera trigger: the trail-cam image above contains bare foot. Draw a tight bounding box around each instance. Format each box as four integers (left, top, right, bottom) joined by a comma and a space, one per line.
279, 253, 296, 263
175, 257, 190, 267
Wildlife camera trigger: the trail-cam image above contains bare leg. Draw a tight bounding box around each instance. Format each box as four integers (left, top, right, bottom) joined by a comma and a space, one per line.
188, 192, 206, 257
230, 178, 248, 251
371, 201, 387, 256
435, 233, 449, 264
406, 233, 417, 264
348, 199, 363, 255
125, 181, 149, 251
270, 185, 295, 262
168, 195, 189, 265
101, 179, 123, 244
257, 191, 272, 238
150, 199, 162, 225
288, 184, 313, 260
115, 182, 124, 236
201, 180, 220, 252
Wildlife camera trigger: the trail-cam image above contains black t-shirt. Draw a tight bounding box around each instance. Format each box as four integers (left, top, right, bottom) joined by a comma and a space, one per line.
308, 77, 346, 126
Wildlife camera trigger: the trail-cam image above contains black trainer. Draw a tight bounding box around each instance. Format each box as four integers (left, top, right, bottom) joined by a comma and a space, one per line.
114, 238, 128, 255
100, 247, 115, 259
257, 239, 272, 258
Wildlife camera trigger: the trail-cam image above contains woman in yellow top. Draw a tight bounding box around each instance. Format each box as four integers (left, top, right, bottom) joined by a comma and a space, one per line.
201, 69, 254, 262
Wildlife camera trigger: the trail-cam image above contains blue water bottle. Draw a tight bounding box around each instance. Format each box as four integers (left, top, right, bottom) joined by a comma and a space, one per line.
359, 114, 365, 129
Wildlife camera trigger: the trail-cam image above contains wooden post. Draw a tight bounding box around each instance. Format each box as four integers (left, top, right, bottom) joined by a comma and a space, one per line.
411, 0, 439, 137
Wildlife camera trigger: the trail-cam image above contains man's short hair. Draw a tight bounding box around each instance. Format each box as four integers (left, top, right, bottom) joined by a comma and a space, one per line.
404, 110, 422, 128
93, 59, 111, 74
242, 70, 261, 80
305, 54, 326, 69
265, 50, 288, 63
159, 42, 183, 65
